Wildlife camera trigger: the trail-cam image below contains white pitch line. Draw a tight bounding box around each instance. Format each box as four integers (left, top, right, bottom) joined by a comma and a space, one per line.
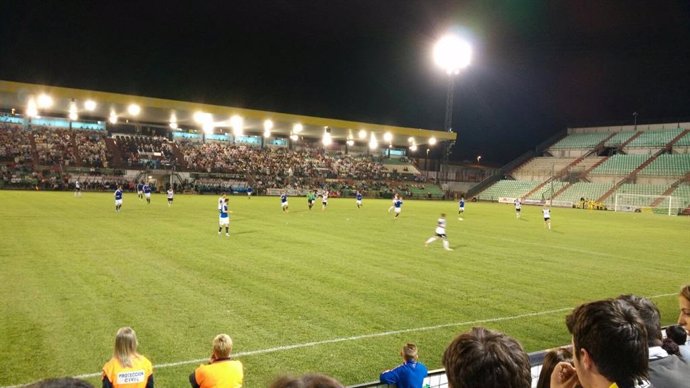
1, 292, 678, 388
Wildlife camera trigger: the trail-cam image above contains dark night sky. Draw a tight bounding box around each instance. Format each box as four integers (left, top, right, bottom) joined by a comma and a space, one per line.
2, 1, 689, 164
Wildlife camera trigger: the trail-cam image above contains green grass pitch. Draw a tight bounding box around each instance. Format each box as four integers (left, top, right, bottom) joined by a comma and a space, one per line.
1, 191, 688, 387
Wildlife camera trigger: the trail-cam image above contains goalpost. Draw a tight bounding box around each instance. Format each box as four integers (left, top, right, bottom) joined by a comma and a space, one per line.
613, 193, 679, 216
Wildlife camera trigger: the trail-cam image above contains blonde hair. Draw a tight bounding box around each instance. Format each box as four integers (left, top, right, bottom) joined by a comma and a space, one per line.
402, 343, 418, 361
114, 327, 139, 368
213, 334, 233, 359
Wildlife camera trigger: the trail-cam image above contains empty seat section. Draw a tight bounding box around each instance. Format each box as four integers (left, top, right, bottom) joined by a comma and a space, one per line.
626, 129, 683, 147
590, 154, 647, 175
606, 184, 671, 207
554, 182, 613, 202
549, 133, 609, 149
638, 154, 690, 176
604, 131, 636, 147
476, 180, 540, 201
669, 183, 690, 209
674, 131, 690, 146
526, 181, 569, 200
512, 157, 575, 180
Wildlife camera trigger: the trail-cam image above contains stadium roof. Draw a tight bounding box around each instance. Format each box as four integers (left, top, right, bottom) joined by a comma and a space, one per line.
0, 80, 455, 146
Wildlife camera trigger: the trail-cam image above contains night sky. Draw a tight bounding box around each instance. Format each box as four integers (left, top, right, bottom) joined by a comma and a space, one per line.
2, 1, 689, 164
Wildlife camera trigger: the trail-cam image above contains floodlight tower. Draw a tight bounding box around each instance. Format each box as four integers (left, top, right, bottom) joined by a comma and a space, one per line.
433, 34, 472, 184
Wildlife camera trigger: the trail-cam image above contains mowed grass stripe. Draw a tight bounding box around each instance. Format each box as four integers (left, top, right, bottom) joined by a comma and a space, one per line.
1, 191, 688, 387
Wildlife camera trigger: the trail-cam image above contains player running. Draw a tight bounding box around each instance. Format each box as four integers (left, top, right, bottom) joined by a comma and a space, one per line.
143, 183, 152, 204
355, 191, 363, 208
388, 193, 399, 213
514, 198, 522, 219
307, 190, 317, 210
392, 195, 403, 218
281, 192, 289, 212
114, 186, 123, 213
321, 190, 329, 210
543, 206, 551, 230
425, 213, 453, 251
167, 188, 174, 207
137, 182, 144, 199
458, 196, 465, 220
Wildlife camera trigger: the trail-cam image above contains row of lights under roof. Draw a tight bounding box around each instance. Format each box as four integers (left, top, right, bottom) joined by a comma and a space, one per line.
25, 94, 438, 149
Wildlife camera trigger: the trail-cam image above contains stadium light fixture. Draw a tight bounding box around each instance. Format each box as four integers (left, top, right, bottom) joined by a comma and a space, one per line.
410, 144, 418, 152
169, 112, 178, 130
293, 123, 303, 134
383, 132, 393, 143
263, 119, 273, 138
37, 93, 53, 109
369, 133, 378, 150
429, 136, 437, 146
408, 137, 415, 143
290, 132, 298, 141
202, 122, 214, 135
346, 139, 354, 146
26, 97, 38, 118
322, 130, 332, 146
84, 100, 97, 111
231, 115, 244, 136
68, 100, 78, 121
127, 103, 141, 116
358, 129, 367, 140
433, 34, 472, 75
109, 110, 118, 124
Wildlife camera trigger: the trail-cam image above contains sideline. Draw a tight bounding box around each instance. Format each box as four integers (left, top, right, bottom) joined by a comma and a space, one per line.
1, 292, 678, 388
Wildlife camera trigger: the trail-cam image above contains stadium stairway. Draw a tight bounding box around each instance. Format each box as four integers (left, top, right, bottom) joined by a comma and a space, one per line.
28, 132, 39, 170
71, 135, 82, 167
170, 143, 186, 167
104, 137, 124, 168
615, 131, 643, 153
595, 130, 689, 203
650, 171, 690, 208
522, 133, 616, 199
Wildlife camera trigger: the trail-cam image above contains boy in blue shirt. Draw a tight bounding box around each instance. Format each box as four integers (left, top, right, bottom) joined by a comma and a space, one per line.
380, 343, 428, 388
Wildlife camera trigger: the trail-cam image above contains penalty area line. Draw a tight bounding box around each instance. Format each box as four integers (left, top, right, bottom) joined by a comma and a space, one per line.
2, 292, 678, 388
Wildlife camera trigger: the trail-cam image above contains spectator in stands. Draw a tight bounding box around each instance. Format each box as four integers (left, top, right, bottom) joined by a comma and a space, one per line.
549, 299, 648, 388
268, 373, 344, 388
443, 326, 531, 388
617, 294, 690, 387
665, 324, 690, 361
379, 343, 428, 388
678, 284, 690, 333
189, 334, 243, 388
28, 377, 94, 388
536, 347, 573, 388
102, 327, 154, 388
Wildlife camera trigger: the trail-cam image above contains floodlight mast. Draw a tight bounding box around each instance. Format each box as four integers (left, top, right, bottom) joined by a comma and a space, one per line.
433, 34, 472, 185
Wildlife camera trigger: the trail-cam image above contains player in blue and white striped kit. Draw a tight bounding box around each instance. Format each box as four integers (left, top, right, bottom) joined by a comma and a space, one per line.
218, 198, 230, 236
393, 196, 403, 218
143, 183, 152, 204
114, 186, 123, 213
281, 192, 289, 212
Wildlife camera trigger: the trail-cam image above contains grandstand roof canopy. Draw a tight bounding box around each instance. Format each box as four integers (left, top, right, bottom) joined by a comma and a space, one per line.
0, 80, 455, 146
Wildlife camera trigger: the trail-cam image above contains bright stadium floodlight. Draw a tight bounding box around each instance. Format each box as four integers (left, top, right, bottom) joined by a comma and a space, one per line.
369, 133, 378, 150
84, 100, 97, 111
37, 93, 53, 109
383, 132, 393, 143
358, 129, 367, 140
202, 121, 214, 135
263, 119, 273, 138
290, 132, 298, 141
109, 112, 118, 124
408, 137, 415, 143
293, 123, 303, 134
26, 97, 38, 118
346, 139, 354, 146
127, 103, 141, 116
433, 34, 472, 75
68, 100, 78, 121
169, 112, 178, 130
231, 115, 244, 136
410, 144, 418, 152
429, 136, 437, 146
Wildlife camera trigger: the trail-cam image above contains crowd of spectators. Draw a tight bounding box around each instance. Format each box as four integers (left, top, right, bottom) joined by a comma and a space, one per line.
76, 131, 109, 167
113, 135, 175, 169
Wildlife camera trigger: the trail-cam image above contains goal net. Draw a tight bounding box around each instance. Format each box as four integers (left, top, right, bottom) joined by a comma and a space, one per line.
613, 193, 680, 215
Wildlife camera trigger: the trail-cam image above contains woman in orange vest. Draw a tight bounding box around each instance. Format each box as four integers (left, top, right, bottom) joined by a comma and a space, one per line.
102, 327, 154, 388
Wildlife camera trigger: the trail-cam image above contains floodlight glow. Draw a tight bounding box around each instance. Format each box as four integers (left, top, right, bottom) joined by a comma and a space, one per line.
428, 136, 437, 146
202, 122, 214, 135
68, 101, 78, 121
26, 98, 38, 118
169, 122, 178, 130
433, 34, 472, 74
293, 123, 303, 134
231, 115, 244, 136
263, 119, 274, 131
322, 130, 332, 146
383, 132, 393, 143
290, 133, 298, 141
346, 139, 354, 146
410, 144, 418, 152
127, 104, 141, 116
408, 137, 415, 143
369, 133, 378, 150
109, 111, 118, 124
37, 94, 53, 109
84, 100, 97, 111
358, 129, 367, 140
169, 112, 178, 129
